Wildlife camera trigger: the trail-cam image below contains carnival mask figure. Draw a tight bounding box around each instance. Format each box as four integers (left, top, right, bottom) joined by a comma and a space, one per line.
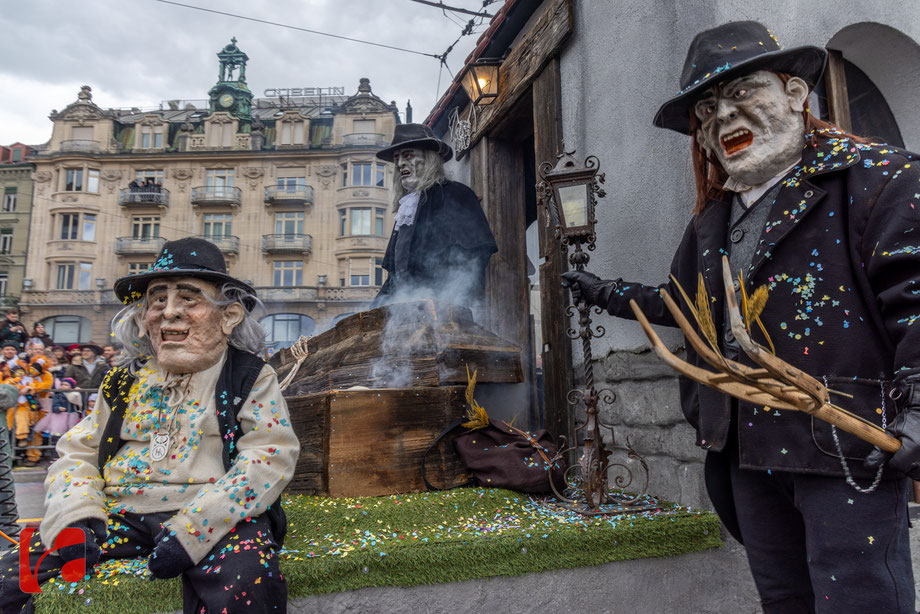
693, 70, 808, 186
0, 237, 300, 613
373, 123, 498, 311
563, 21, 920, 611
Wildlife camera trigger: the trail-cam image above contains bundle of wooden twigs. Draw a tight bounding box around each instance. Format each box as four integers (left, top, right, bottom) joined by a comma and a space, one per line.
629, 255, 900, 454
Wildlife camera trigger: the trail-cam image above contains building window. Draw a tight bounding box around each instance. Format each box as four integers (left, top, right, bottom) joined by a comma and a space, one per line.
339, 207, 386, 237
341, 162, 348, 187
56, 262, 92, 290
58, 214, 95, 241
0, 273, 7, 297
375, 207, 386, 236
3, 188, 16, 212
132, 216, 160, 239
11, 149, 21, 163
279, 119, 306, 146
350, 207, 371, 235
375, 257, 385, 286
39, 315, 91, 345
353, 119, 376, 133
375, 163, 386, 187
276, 177, 306, 192
60, 214, 79, 240
202, 213, 232, 238
348, 257, 371, 286
138, 126, 165, 149
273, 261, 303, 287
0, 229, 11, 255
352, 162, 372, 186
206, 169, 234, 187
64, 168, 99, 192
259, 313, 315, 351
275, 211, 304, 235
135, 170, 165, 184
82, 214, 96, 241
128, 262, 152, 275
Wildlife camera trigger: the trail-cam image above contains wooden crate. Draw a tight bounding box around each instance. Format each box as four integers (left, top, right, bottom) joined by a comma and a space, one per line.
285, 386, 471, 497
271, 300, 523, 396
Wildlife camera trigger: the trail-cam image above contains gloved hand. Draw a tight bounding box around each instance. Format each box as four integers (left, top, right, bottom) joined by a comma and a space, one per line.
865, 379, 920, 479
57, 518, 107, 570
560, 270, 620, 308
148, 526, 194, 579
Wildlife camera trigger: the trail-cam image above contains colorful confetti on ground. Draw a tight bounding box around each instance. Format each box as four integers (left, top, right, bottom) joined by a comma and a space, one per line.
34, 488, 720, 613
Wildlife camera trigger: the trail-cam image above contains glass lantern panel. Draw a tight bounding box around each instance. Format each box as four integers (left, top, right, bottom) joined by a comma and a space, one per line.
558, 184, 589, 228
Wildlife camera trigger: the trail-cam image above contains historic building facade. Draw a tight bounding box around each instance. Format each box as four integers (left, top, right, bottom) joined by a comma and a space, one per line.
0, 143, 37, 309
21, 39, 399, 349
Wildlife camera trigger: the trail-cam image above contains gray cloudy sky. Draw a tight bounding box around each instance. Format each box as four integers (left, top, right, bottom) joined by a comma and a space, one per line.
0, 0, 490, 144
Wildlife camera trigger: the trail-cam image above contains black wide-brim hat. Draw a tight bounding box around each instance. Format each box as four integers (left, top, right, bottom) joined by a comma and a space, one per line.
654, 21, 827, 135
79, 343, 103, 355
113, 237, 256, 307
376, 123, 453, 162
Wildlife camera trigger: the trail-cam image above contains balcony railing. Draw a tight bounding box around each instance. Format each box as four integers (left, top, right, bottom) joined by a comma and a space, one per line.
59, 139, 102, 153
118, 188, 170, 208
262, 234, 313, 255
264, 185, 315, 207
114, 236, 167, 256
195, 234, 240, 254
191, 186, 242, 207
342, 133, 388, 147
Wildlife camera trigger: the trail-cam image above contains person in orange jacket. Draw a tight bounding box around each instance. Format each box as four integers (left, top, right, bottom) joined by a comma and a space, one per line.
1, 341, 52, 465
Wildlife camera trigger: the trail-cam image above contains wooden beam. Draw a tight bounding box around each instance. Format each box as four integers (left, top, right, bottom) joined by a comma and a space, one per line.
458, 0, 573, 158
532, 57, 574, 445
826, 49, 853, 132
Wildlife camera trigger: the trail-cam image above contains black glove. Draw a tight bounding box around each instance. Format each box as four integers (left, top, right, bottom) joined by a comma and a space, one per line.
148, 526, 194, 579
865, 379, 920, 479
57, 518, 106, 570
560, 270, 620, 308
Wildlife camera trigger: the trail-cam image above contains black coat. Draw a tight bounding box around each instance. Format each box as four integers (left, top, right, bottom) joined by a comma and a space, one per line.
376, 180, 497, 306
609, 131, 920, 479
0, 320, 28, 350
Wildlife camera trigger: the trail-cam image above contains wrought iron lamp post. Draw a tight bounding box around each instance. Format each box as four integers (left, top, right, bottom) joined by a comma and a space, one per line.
538, 147, 649, 513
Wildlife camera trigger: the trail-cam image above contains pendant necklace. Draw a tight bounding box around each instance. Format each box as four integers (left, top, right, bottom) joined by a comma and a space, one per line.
148, 375, 190, 462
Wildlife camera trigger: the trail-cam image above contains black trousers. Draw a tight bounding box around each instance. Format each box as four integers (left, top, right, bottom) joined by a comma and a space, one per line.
0, 511, 287, 613
715, 455, 916, 614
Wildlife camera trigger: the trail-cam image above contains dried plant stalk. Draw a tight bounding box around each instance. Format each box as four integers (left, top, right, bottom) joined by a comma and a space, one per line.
463, 365, 489, 430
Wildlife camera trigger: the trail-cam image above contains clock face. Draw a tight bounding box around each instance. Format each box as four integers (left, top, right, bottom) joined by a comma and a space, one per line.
219, 94, 234, 108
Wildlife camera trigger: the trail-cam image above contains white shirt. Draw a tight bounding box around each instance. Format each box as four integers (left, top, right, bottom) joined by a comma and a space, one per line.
394, 191, 421, 229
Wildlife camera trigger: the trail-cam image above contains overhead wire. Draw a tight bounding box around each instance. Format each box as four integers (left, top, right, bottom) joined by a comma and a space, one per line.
152, 0, 441, 59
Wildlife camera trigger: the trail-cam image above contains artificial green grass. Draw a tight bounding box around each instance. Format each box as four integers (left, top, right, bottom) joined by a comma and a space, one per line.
33, 488, 721, 613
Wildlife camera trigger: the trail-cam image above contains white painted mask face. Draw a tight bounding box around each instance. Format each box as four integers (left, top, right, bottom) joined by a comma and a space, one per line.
140, 277, 244, 374
393, 148, 427, 191
694, 70, 809, 186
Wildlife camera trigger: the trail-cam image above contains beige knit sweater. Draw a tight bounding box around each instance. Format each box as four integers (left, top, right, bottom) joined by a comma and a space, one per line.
40, 351, 300, 564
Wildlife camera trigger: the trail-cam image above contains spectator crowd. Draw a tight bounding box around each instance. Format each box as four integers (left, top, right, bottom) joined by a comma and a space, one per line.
0, 308, 119, 466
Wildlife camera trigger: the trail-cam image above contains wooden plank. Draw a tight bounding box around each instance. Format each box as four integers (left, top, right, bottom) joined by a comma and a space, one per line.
284, 393, 329, 494
532, 57, 574, 445
326, 387, 470, 497
459, 0, 573, 158
826, 49, 853, 132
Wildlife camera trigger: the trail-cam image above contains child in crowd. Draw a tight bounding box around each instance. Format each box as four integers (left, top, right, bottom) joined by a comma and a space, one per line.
32, 377, 83, 461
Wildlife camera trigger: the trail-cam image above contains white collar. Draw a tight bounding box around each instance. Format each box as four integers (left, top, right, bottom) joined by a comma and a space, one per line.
394, 191, 421, 229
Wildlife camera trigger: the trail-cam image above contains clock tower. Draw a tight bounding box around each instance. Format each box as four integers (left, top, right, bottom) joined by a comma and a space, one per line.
207, 38, 253, 129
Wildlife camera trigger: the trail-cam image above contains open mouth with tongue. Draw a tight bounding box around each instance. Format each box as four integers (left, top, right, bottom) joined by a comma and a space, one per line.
160, 328, 190, 342
721, 129, 753, 156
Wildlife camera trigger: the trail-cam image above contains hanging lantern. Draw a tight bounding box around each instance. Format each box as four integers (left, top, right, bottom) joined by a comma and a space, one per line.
460, 58, 502, 106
